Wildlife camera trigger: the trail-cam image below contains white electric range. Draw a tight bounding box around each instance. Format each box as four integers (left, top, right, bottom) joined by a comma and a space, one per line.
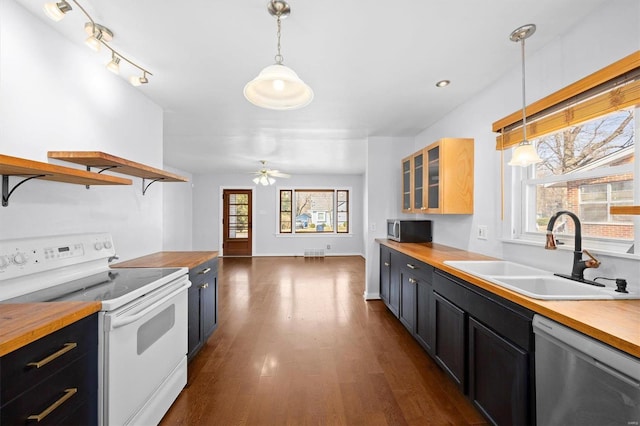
0, 233, 190, 426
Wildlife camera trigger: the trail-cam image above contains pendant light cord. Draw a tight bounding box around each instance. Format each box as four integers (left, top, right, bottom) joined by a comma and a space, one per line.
520, 37, 528, 141
275, 15, 284, 64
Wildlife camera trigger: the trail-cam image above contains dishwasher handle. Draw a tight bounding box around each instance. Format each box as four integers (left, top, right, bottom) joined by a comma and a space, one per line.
594, 360, 640, 388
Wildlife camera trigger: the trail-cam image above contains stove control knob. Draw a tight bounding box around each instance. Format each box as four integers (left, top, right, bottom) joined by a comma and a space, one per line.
13, 252, 28, 265
104, 241, 112, 249
0, 255, 10, 269
94, 242, 103, 250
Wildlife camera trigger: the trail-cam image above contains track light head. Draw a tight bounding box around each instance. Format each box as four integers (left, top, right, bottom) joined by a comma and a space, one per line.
43, 0, 72, 21
129, 72, 149, 87
106, 54, 121, 74
83, 22, 113, 52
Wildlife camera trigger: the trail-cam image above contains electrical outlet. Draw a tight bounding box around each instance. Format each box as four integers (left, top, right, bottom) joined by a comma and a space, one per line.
477, 225, 488, 240
370, 223, 376, 231
326, 244, 331, 250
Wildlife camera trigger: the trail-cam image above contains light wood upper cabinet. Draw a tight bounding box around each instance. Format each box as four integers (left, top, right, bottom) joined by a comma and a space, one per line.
401, 138, 474, 215
401, 155, 413, 213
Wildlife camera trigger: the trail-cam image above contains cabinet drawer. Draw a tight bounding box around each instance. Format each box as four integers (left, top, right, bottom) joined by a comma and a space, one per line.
434, 270, 533, 350
1, 354, 97, 425
188, 258, 218, 288
1, 315, 97, 405
399, 254, 433, 283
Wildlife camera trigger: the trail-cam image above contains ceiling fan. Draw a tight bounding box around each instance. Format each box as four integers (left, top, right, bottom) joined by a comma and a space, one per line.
252, 160, 291, 185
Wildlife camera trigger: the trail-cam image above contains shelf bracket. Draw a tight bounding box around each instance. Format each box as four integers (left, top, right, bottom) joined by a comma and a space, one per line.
142, 178, 166, 195
85, 165, 120, 189
2, 174, 47, 207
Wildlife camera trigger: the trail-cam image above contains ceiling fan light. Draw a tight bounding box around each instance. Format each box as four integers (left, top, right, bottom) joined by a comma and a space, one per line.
43, 0, 72, 21
508, 141, 542, 166
244, 64, 314, 110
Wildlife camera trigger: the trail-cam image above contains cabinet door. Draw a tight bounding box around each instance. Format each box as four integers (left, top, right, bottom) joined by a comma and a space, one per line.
426, 143, 440, 211
433, 291, 466, 391
187, 285, 202, 360
401, 156, 412, 212
380, 246, 391, 304
387, 252, 402, 317
201, 273, 218, 338
415, 278, 433, 353
469, 317, 530, 426
398, 269, 416, 334
412, 151, 425, 211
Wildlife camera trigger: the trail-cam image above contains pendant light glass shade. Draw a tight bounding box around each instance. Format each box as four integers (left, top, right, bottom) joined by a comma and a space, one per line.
244, 64, 314, 110
508, 141, 542, 166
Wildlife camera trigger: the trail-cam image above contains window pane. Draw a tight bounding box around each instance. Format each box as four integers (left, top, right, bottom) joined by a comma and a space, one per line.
526, 109, 634, 245
337, 190, 349, 233
295, 190, 334, 233
535, 109, 634, 178
279, 190, 292, 233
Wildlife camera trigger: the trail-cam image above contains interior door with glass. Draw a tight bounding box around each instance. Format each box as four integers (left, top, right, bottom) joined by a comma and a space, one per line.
222, 189, 252, 256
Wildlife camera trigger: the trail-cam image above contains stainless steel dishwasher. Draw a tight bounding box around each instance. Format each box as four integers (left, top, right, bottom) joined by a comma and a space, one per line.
533, 315, 640, 425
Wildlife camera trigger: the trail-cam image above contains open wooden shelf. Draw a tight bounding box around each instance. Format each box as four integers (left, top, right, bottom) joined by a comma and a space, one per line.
0, 154, 132, 186
610, 206, 640, 215
48, 151, 188, 182
1, 154, 132, 207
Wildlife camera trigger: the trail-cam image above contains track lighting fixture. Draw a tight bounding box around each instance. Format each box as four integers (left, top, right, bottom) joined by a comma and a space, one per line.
42, 0, 152, 87
43, 0, 72, 21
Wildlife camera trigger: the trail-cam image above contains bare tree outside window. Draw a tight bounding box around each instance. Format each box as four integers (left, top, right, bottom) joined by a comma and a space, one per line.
528, 109, 635, 241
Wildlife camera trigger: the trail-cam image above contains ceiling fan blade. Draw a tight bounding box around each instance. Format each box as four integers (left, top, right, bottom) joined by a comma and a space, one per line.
270, 171, 291, 178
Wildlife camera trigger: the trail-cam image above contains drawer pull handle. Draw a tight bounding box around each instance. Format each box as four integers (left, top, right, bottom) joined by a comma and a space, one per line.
27, 343, 77, 369
407, 263, 417, 269
198, 267, 211, 275
200, 283, 209, 289
409, 278, 417, 284
384, 262, 390, 267
28, 388, 77, 422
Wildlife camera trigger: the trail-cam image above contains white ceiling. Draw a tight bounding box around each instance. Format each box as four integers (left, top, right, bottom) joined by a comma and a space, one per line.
20, 0, 608, 175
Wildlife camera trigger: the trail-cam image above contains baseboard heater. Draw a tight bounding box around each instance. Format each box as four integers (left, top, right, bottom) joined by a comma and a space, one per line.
304, 249, 325, 258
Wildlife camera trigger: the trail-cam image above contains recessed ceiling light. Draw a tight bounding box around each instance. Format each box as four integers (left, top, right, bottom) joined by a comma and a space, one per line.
436, 80, 450, 88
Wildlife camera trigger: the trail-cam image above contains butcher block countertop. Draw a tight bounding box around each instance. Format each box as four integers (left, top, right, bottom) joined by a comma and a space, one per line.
111, 251, 218, 269
0, 302, 100, 357
378, 239, 640, 358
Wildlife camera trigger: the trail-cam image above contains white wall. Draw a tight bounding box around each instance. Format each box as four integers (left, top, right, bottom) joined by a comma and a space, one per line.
0, 0, 169, 261
363, 136, 414, 298
411, 0, 640, 286
162, 165, 194, 250
192, 173, 364, 256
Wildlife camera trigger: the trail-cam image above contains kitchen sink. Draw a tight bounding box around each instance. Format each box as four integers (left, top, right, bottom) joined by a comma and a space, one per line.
443, 260, 547, 277
443, 260, 639, 300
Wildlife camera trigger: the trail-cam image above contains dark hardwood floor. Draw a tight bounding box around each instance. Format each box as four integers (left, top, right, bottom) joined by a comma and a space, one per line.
160, 256, 489, 425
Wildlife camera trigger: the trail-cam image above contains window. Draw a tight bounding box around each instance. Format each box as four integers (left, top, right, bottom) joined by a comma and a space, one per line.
494, 51, 640, 256
523, 109, 635, 247
279, 189, 350, 234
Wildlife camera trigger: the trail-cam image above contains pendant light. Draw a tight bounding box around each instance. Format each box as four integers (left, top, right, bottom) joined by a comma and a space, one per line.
508, 24, 542, 167
244, 0, 314, 110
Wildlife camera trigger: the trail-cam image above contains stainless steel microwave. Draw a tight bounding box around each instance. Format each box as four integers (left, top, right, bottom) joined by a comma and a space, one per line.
387, 220, 432, 243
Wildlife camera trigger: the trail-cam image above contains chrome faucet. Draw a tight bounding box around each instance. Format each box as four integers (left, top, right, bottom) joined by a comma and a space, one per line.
545, 210, 603, 286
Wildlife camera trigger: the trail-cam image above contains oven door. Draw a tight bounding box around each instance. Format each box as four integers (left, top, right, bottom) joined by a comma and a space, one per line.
102, 276, 190, 426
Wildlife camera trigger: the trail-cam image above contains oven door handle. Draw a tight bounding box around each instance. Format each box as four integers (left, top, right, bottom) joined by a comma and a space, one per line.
109, 281, 190, 330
